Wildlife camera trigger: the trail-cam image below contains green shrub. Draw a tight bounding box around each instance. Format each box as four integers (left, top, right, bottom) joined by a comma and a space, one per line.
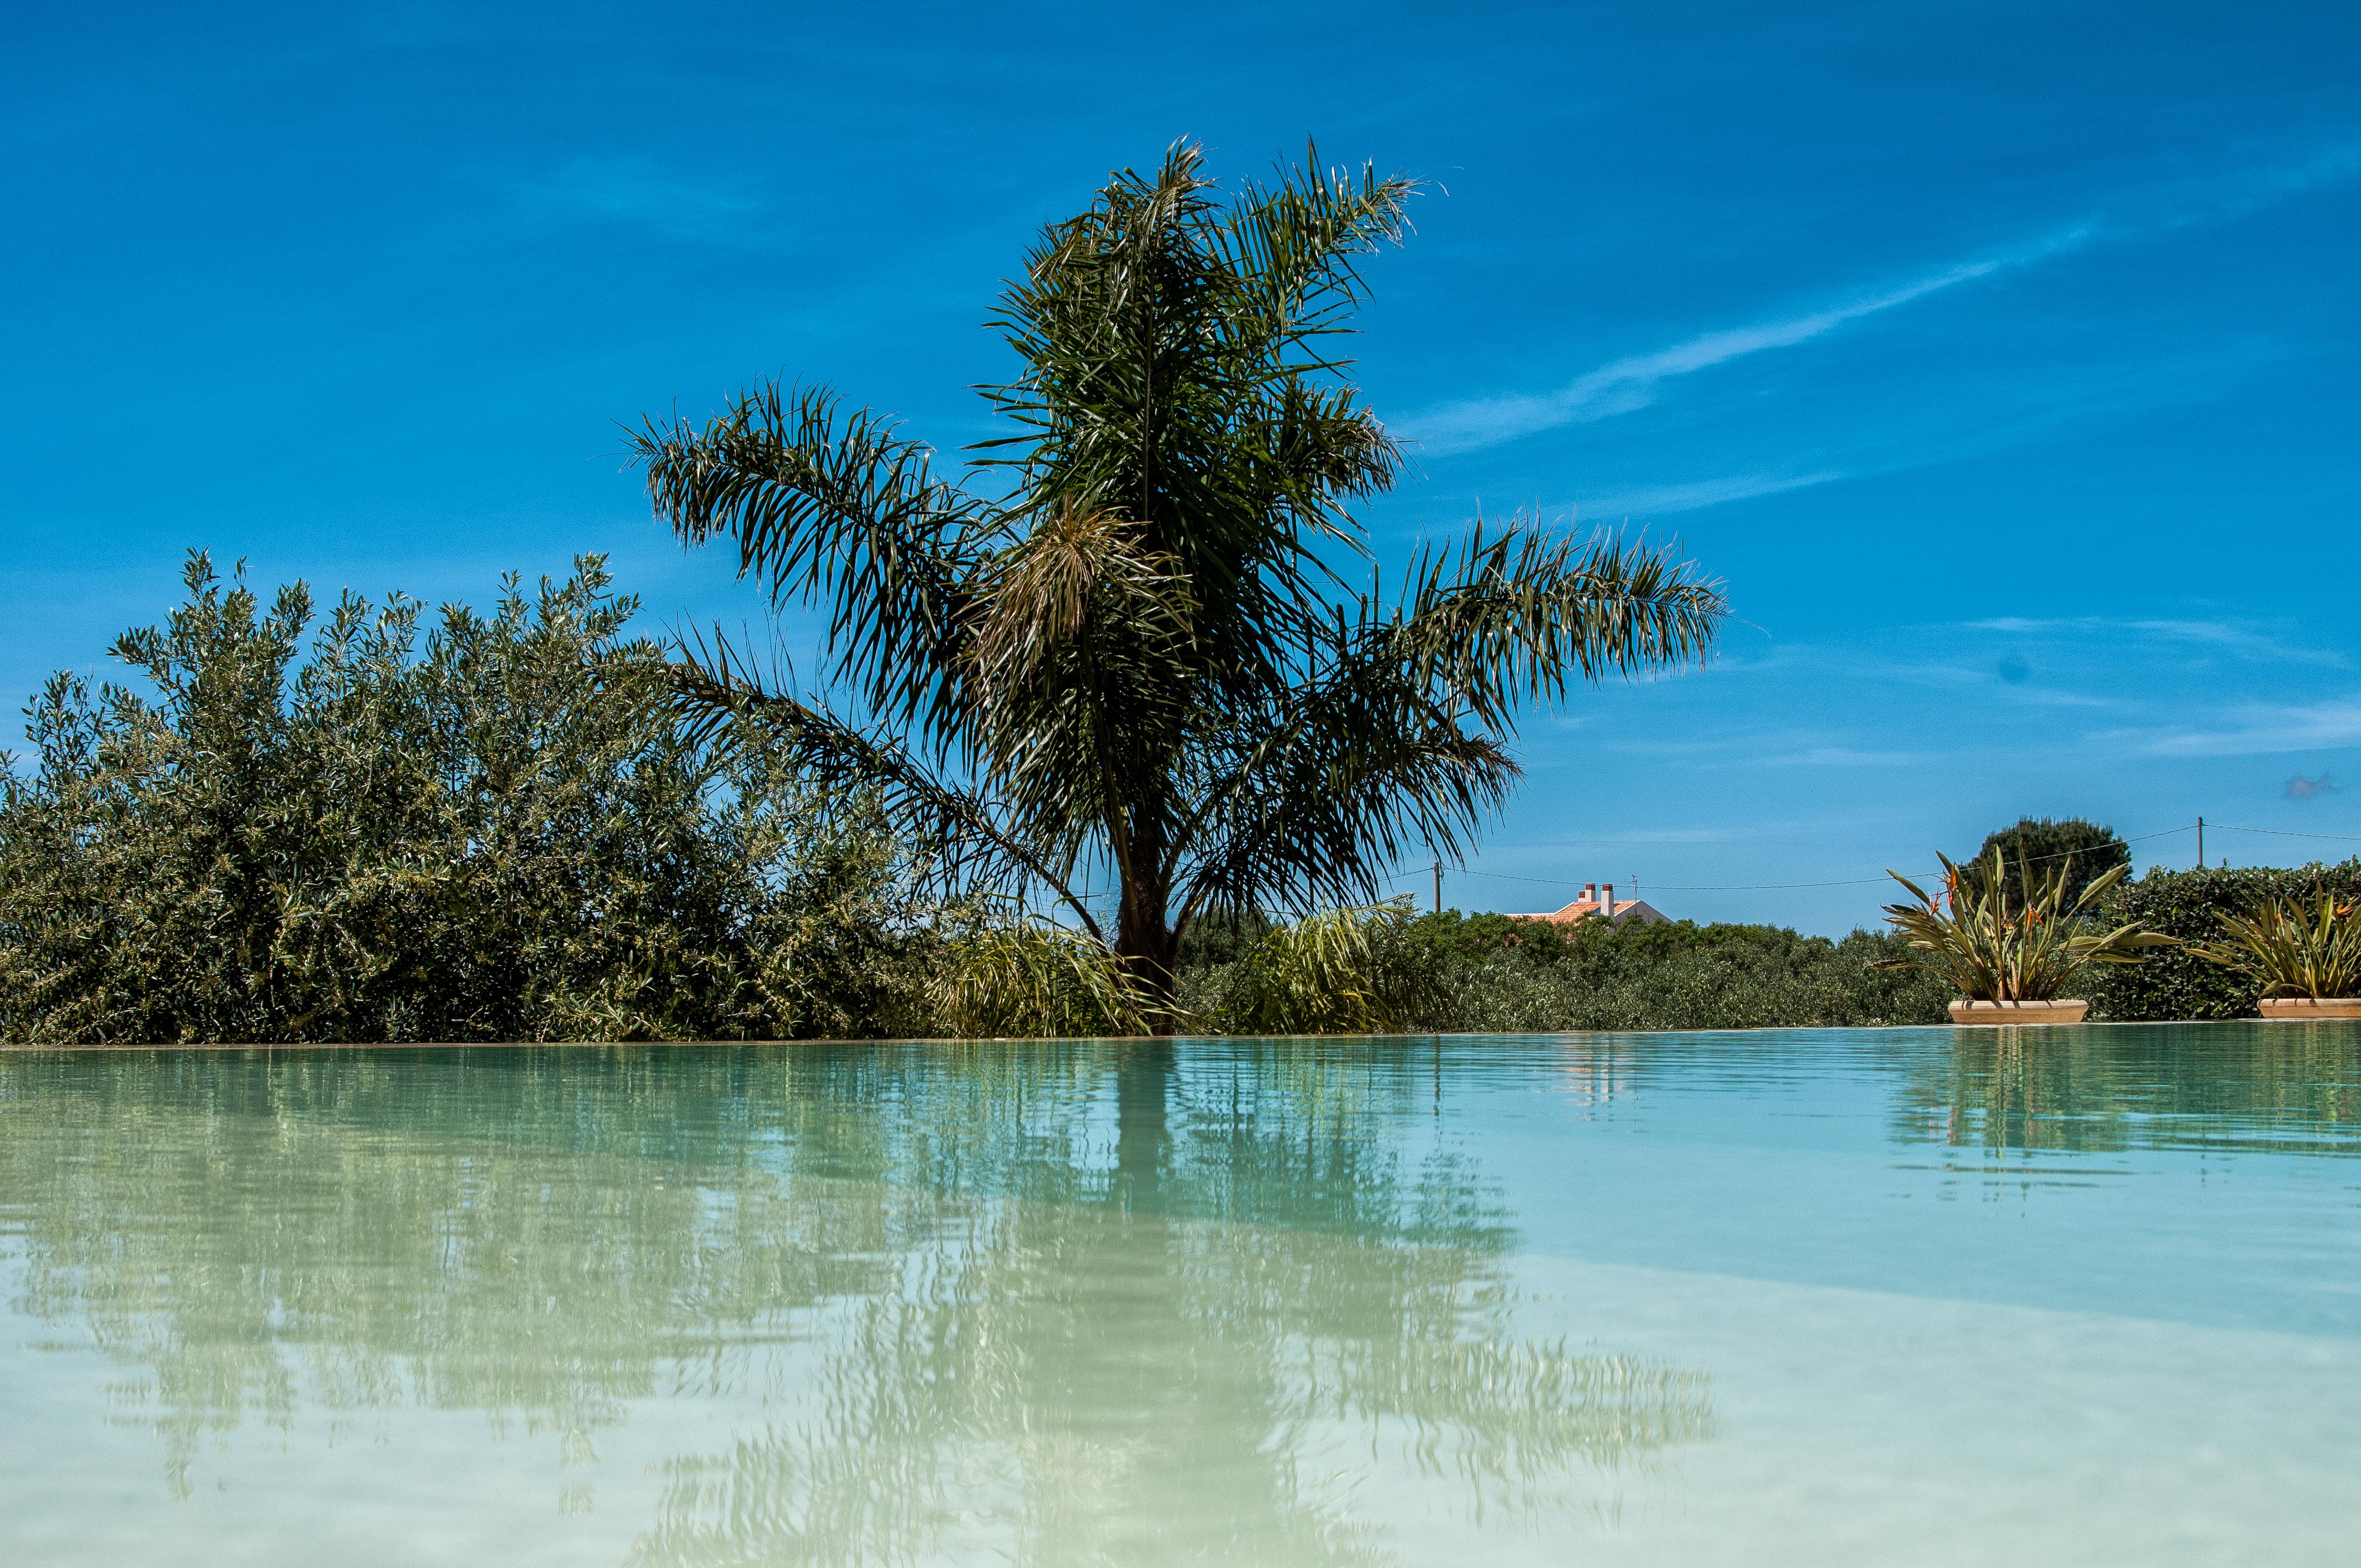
0, 553, 934, 1043
1191, 902, 1439, 1035
1407, 923, 1950, 1032
2088, 862, 2361, 1020
931, 911, 1151, 1037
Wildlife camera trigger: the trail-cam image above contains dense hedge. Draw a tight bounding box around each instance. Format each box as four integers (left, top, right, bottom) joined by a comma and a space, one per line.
1179, 910, 1954, 1033
2089, 862, 2361, 1021
1411, 913, 1954, 1031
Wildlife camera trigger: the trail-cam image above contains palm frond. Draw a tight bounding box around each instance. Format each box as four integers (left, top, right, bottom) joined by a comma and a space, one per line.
1173, 643, 1518, 922
663, 641, 1102, 942
977, 140, 1410, 696
1219, 140, 1418, 350
630, 382, 991, 740
1387, 518, 1726, 729
958, 504, 1201, 877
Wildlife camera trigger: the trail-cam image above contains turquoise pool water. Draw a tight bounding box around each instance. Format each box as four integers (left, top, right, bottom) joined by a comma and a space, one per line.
1, 1025, 2355, 1565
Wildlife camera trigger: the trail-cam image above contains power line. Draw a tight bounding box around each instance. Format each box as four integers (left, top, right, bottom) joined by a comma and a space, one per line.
2208, 823, 2361, 843
1402, 823, 2201, 896
1464, 867, 1894, 891
1078, 818, 2338, 914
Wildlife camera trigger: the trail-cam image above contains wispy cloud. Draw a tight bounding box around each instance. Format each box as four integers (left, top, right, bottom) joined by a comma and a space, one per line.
1517, 825, 1771, 847
2287, 772, 2338, 799
2161, 141, 2361, 228
1749, 745, 1942, 769
1608, 725, 1946, 769
2129, 698, 2361, 758
2005, 688, 2114, 709
1964, 616, 2348, 668
518, 156, 760, 240
1405, 141, 2361, 464
2129, 619, 2351, 667
1404, 231, 2088, 457
1577, 466, 1847, 516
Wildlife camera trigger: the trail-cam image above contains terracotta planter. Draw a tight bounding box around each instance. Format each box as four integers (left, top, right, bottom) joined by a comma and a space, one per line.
2257, 997, 2361, 1020
1947, 999, 2089, 1025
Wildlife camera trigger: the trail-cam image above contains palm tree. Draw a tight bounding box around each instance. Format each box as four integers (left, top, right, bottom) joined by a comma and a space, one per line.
630, 141, 1725, 1027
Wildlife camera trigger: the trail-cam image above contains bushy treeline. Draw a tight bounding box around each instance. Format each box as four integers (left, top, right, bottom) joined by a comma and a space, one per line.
0, 553, 1963, 1043
0, 554, 937, 1044
1179, 908, 1952, 1033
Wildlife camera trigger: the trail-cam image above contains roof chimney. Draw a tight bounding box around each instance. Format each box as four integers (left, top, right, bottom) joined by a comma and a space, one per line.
1603, 881, 1617, 922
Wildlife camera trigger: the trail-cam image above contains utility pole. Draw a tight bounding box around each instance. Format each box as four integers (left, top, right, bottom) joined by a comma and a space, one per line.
1432, 858, 1443, 914
2196, 816, 2204, 870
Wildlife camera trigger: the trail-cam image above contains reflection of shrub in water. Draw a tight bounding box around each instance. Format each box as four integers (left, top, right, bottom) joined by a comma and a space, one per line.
1, 1049, 911, 1495
1302, 1335, 1715, 1469
1895, 1023, 2361, 1158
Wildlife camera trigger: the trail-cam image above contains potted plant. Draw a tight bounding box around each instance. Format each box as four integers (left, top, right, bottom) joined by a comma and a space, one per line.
1878, 851, 2175, 1024
2188, 890, 2361, 1019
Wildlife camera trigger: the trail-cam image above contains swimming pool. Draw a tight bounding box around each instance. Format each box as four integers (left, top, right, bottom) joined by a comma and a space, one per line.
2, 1026, 2354, 1564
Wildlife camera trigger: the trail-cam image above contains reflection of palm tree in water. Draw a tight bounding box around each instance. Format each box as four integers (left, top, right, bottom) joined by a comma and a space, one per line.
635, 1043, 1712, 1566
1, 1044, 1713, 1561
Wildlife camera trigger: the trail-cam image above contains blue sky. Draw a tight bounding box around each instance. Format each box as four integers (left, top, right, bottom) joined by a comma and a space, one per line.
4, 1, 2357, 933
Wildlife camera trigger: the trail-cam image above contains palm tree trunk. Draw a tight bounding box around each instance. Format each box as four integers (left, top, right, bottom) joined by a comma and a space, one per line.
1116, 896, 1181, 1035
1111, 802, 1182, 1033
1113, 856, 1181, 1034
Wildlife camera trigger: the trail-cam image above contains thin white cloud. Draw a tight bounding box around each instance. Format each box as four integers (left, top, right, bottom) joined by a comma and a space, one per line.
1517, 826, 1769, 847
1709, 639, 2120, 705
1405, 230, 2088, 456
2129, 619, 2350, 667
2130, 698, 2361, 758
1578, 466, 1847, 517
1405, 140, 2361, 463
2163, 140, 2361, 228
2006, 688, 2114, 710
1748, 745, 1941, 769
1966, 616, 2074, 633
1963, 616, 2348, 668
1607, 727, 1941, 769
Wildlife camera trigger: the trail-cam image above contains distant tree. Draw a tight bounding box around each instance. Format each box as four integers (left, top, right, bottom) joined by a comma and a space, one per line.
1960, 816, 2130, 911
